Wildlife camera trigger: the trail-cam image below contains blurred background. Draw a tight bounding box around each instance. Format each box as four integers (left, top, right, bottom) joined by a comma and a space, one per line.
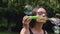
0, 0, 60, 34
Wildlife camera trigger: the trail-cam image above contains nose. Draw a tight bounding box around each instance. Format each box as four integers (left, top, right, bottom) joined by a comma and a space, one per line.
42, 14, 46, 17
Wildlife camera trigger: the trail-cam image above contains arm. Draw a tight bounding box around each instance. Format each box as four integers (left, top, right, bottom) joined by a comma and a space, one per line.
20, 16, 31, 34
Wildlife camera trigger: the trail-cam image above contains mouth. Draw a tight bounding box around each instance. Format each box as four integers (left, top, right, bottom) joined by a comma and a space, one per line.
37, 17, 47, 21
39, 18, 46, 20
37, 19, 46, 21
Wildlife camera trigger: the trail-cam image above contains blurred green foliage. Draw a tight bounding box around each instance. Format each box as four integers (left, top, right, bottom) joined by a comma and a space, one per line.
0, 0, 60, 32
0, 0, 60, 16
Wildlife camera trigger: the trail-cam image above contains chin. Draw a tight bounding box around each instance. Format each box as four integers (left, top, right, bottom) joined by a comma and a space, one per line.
37, 20, 46, 23
36, 19, 46, 23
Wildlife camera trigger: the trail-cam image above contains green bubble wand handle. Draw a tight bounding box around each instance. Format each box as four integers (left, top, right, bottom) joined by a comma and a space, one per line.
29, 16, 38, 20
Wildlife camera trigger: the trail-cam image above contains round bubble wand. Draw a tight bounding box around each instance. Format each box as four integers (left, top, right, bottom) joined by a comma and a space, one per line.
24, 5, 38, 20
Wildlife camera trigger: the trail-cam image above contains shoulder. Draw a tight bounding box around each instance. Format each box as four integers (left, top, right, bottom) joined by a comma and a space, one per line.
20, 27, 30, 34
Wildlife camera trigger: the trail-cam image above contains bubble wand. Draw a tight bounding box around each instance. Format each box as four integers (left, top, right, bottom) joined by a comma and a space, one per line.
24, 5, 39, 20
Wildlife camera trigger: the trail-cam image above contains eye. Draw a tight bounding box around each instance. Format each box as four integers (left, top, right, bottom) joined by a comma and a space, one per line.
38, 12, 47, 15
38, 12, 42, 15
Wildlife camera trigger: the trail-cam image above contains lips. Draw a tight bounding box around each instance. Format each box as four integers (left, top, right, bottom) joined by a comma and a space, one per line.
38, 18, 46, 20
40, 19, 45, 21
37, 16, 47, 20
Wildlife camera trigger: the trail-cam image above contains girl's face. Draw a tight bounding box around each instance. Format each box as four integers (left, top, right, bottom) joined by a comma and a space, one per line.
35, 8, 47, 23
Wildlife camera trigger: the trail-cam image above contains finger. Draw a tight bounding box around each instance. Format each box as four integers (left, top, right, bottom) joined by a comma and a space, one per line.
22, 16, 31, 24
23, 16, 29, 22
25, 18, 31, 24
24, 17, 31, 23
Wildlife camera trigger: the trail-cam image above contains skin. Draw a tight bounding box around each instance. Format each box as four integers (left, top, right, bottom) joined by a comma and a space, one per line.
20, 7, 48, 34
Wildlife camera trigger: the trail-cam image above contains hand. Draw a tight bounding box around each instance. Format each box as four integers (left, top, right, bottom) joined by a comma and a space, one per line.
22, 16, 32, 25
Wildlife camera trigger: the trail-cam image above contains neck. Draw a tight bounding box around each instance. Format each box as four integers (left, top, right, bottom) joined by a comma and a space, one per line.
33, 22, 43, 31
